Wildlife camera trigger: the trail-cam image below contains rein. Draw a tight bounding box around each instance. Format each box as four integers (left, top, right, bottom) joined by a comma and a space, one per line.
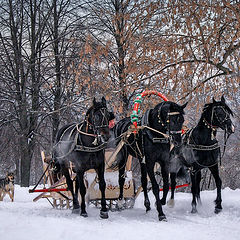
54, 120, 108, 159
219, 129, 231, 166
186, 142, 220, 151
76, 123, 97, 137
141, 125, 169, 139
74, 142, 107, 152
75, 123, 107, 152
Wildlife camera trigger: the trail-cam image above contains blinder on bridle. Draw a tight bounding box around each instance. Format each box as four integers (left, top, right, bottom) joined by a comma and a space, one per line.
157, 106, 182, 133
157, 103, 184, 147
213, 106, 232, 129
167, 112, 183, 135
91, 107, 110, 129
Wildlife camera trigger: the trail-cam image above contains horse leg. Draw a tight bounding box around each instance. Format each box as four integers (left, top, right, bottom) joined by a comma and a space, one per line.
196, 171, 202, 205
191, 171, 198, 213
160, 163, 169, 205
77, 171, 88, 217
62, 166, 80, 213
209, 165, 222, 213
146, 163, 166, 221
96, 162, 108, 219
167, 172, 176, 208
117, 151, 126, 210
140, 162, 151, 212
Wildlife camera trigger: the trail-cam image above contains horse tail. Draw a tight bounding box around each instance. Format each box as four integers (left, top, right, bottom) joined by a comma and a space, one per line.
109, 145, 128, 170
176, 166, 190, 183
51, 123, 76, 175
109, 118, 131, 170
51, 145, 62, 177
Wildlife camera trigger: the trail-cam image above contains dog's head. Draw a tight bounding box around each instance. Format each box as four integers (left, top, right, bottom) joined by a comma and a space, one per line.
6, 172, 14, 182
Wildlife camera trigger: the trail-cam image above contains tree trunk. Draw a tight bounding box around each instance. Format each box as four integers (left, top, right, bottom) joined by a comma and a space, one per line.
115, 1, 129, 114
52, 0, 62, 143
19, 136, 32, 187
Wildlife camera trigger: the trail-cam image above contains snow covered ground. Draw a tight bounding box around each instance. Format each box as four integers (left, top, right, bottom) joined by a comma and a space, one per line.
0, 186, 240, 240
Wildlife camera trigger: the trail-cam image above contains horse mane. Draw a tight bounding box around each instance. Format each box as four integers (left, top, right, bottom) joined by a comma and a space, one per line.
169, 101, 186, 115
85, 106, 94, 117
85, 101, 106, 117
203, 101, 233, 116
55, 123, 75, 142
153, 101, 185, 115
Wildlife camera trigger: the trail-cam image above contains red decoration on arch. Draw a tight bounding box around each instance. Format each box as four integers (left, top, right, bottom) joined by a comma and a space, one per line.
131, 90, 168, 130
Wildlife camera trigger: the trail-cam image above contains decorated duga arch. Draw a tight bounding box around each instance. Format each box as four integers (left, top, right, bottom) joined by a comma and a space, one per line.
131, 90, 169, 130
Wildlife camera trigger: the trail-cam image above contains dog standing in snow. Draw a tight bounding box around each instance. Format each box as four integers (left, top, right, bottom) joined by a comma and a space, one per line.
0, 172, 15, 202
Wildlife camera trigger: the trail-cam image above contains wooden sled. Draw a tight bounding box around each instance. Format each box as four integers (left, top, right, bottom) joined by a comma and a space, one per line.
86, 150, 136, 210
30, 149, 137, 210
30, 151, 74, 209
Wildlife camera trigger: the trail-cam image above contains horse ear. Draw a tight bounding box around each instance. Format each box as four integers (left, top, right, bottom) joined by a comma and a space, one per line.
181, 102, 188, 109
109, 111, 115, 120
101, 96, 106, 106
212, 97, 217, 103
221, 95, 225, 103
93, 97, 97, 106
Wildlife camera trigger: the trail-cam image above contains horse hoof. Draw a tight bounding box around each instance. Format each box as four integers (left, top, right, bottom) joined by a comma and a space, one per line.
146, 206, 151, 212
117, 199, 125, 210
72, 208, 80, 214
160, 199, 166, 205
191, 208, 197, 214
100, 211, 109, 219
80, 213, 88, 217
80, 212, 88, 217
159, 215, 167, 222
214, 208, 222, 214
145, 200, 151, 212
167, 199, 175, 208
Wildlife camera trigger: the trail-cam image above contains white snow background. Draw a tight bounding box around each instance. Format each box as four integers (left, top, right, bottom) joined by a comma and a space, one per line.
0, 185, 240, 240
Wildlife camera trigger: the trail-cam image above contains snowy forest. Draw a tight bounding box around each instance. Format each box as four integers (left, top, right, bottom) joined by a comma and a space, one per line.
0, 0, 239, 189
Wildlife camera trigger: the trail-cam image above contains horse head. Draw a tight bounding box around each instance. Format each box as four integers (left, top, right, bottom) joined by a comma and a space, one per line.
167, 101, 188, 147
203, 95, 234, 135
152, 101, 188, 147
86, 96, 115, 142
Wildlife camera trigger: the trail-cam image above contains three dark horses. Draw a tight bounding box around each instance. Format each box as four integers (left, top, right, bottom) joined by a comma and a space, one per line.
53, 95, 234, 221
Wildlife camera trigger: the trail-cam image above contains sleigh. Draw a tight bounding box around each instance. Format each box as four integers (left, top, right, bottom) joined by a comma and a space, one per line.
29, 149, 137, 210
85, 150, 137, 209
29, 151, 74, 209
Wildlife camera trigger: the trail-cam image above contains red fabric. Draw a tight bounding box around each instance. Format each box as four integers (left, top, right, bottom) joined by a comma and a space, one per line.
109, 119, 115, 128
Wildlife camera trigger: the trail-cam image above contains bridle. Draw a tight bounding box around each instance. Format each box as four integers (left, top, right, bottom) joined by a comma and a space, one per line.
157, 104, 183, 134
185, 104, 233, 168
86, 107, 109, 133
167, 112, 183, 135
203, 105, 232, 132
157, 103, 183, 147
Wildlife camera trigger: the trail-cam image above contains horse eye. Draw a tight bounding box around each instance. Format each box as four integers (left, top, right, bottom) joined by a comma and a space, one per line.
95, 114, 100, 121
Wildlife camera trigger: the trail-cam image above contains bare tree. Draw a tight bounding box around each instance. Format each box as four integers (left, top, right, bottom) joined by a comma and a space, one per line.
0, 0, 52, 186
0, 0, 239, 188
77, 0, 169, 114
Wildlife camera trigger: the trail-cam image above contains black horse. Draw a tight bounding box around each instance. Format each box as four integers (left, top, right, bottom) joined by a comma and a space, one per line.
53, 97, 114, 219
114, 100, 187, 221
169, 95, 234, 214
